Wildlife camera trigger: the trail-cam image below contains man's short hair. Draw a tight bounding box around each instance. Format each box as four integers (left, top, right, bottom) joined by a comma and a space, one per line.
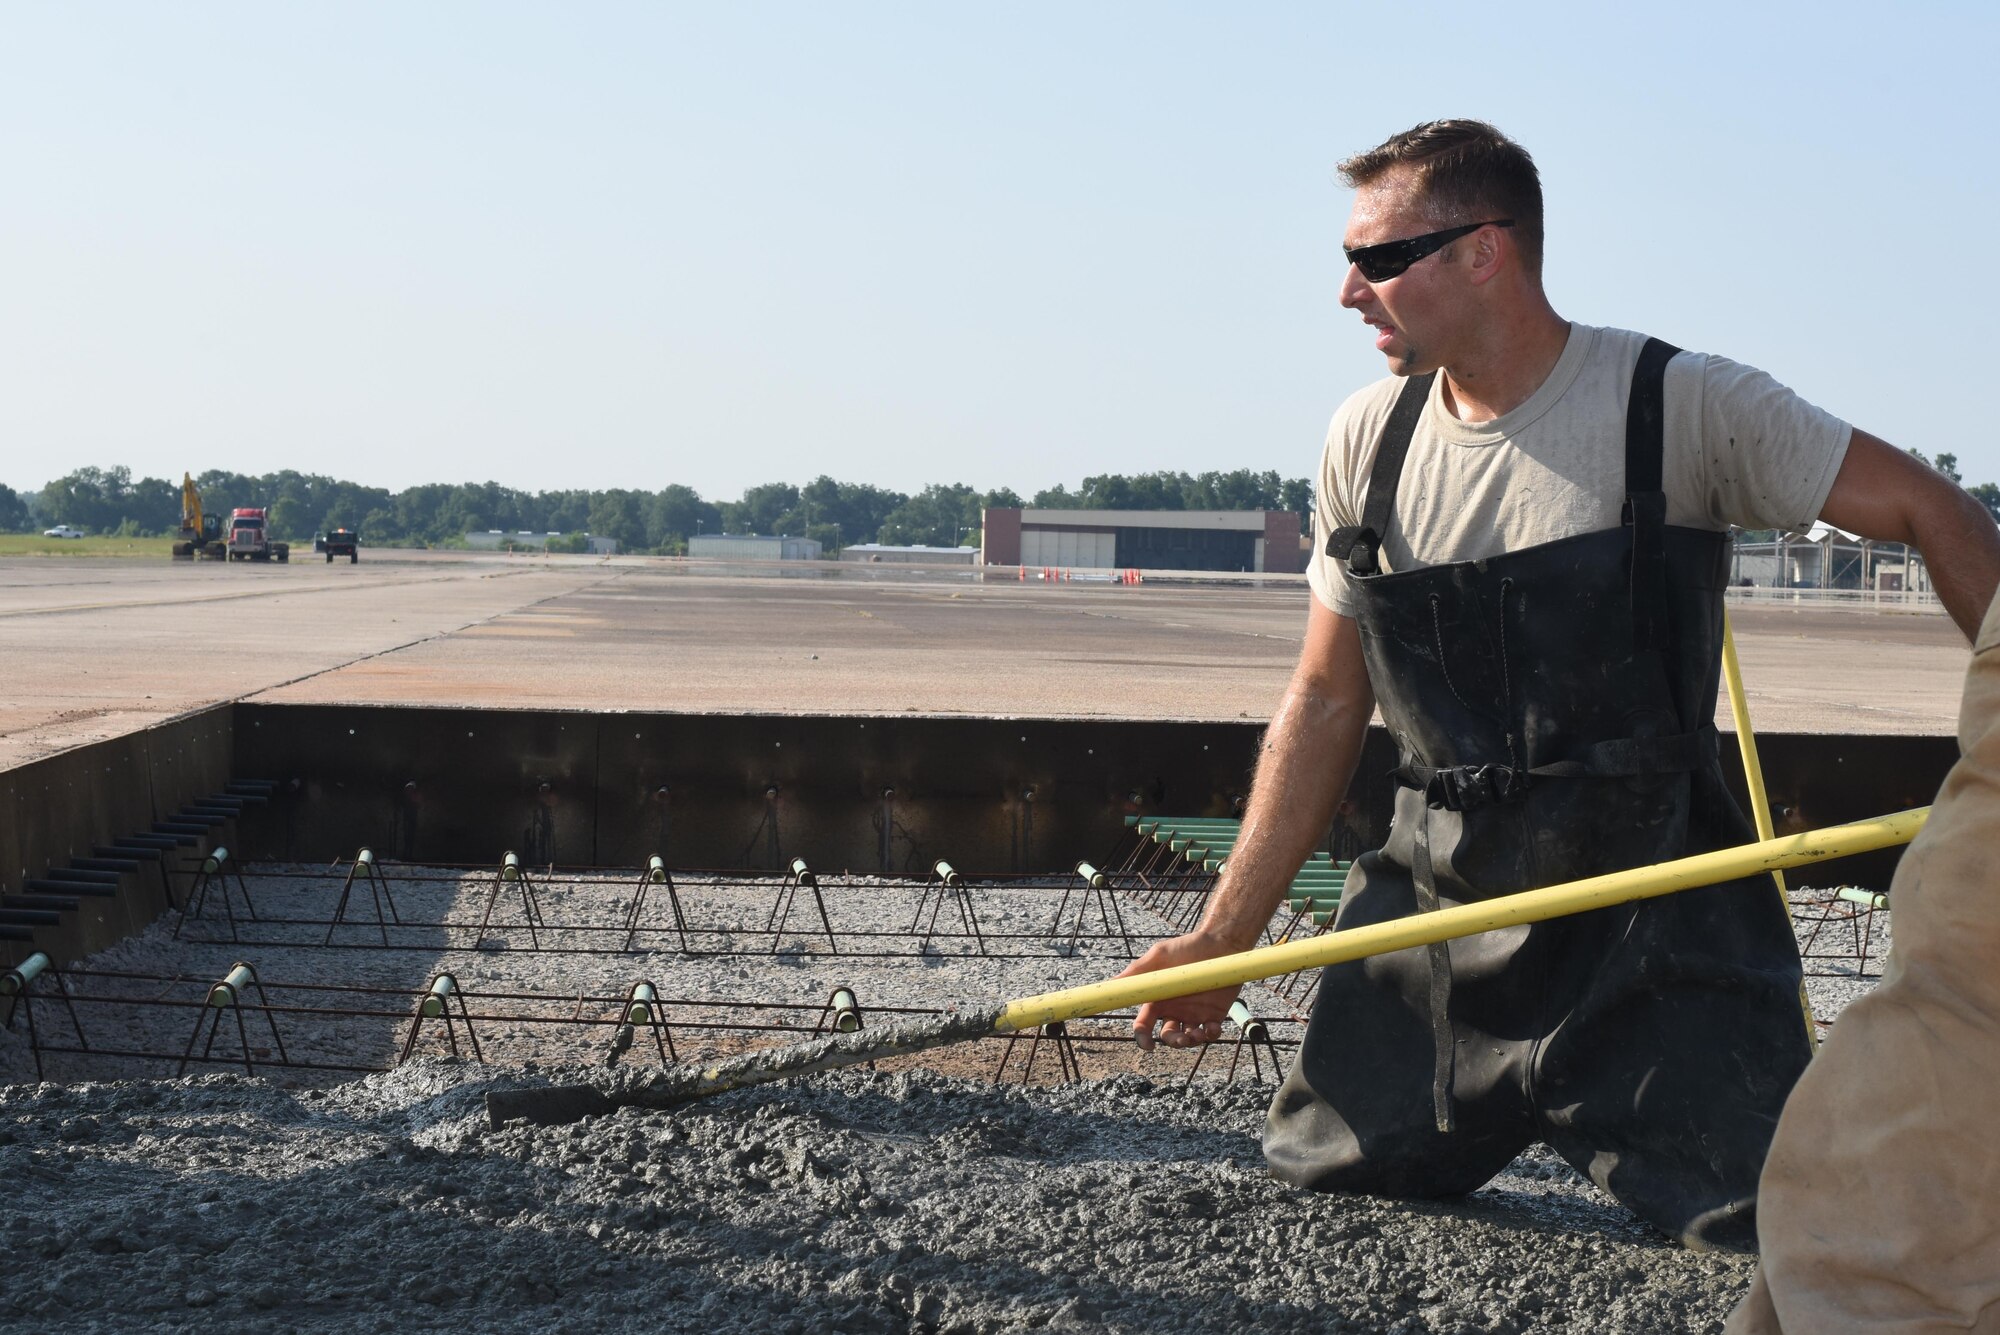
1338, 120, 1545, 278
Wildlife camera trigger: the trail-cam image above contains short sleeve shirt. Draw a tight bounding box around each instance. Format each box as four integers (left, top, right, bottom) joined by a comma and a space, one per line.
1307, 324, 1852, 616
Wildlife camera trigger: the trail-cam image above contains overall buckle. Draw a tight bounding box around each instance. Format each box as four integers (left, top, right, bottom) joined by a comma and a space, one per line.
1325, 524, 1380, 576
1424, 764, 1527, 812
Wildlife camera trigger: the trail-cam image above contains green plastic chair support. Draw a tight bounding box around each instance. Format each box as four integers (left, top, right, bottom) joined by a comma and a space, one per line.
208, 962, 257, 1008
627, 981, 660, 1025
421, 972, 459, 1019
1, 952, 50, 997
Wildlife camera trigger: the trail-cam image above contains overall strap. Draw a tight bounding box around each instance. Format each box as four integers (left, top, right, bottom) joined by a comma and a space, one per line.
1622, 338, 1681, 649
1410, 812, 1457, 1134
1325, 372, 1436, 575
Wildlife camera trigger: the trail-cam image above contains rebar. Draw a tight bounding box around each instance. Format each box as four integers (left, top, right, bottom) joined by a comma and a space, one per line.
174, 847, 259, 941
910, 860, 988, 956
400, 971, 483, 1064
767, 858, 838, 955
1049, 861, 1132, 957
476, 851, 547, 949
325, 847, 401, 945
178, 961, 288, 1076
622, 855, 691, 953
1, 952, 88, 1080
1182, 998, 1283, 1091
993, 1020, 1081, 1086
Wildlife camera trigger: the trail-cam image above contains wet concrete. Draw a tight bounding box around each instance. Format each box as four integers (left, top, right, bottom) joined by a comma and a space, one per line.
486, 1008, 1011, 1128
0, 1062, 1756, 1334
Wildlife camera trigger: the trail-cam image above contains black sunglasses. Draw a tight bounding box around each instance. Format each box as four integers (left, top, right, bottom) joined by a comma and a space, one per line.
1344, 219, 1514, 283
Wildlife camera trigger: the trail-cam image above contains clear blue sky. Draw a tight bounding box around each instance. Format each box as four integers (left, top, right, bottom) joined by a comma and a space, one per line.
4, 2, 1994, 499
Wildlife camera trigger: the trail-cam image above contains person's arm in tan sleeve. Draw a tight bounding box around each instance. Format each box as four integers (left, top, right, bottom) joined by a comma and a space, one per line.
1118, 596, 1375, 1050
1818, 428, 2000, 642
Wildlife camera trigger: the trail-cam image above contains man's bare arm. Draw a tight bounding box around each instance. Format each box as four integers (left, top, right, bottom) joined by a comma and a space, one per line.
1120, 598, 1375, 1050
1818, 428, 2000, 642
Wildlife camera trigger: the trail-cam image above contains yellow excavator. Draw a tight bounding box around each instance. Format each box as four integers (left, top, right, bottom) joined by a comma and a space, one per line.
170, 473, 227, 560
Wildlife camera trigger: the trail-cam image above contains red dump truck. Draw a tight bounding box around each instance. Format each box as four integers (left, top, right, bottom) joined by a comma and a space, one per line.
225, 508, 289, 563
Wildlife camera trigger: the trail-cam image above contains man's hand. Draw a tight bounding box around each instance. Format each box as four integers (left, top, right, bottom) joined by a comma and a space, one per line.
1116, 930, 1248, 1051
1113, 602, 1373, 1054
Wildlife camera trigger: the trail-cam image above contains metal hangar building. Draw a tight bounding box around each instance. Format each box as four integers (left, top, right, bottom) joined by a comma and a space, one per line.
979, 507, 1303, 574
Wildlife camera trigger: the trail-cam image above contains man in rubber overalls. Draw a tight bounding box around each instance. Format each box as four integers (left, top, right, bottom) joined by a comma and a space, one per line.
1120, 119, 2000, 1251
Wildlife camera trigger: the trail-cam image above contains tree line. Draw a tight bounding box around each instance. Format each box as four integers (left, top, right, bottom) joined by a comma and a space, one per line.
0, 466, 1314, 554
9, 452, 1984, 553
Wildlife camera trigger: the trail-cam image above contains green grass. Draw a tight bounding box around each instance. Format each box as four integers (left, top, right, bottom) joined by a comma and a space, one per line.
0, 535, 181, 558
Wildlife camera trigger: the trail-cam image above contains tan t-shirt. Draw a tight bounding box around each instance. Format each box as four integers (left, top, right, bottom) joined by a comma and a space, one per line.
1308, 324, 1852, 616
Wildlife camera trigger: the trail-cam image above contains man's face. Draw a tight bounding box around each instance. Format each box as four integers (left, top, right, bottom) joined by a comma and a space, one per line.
1339, 168, 1466, 377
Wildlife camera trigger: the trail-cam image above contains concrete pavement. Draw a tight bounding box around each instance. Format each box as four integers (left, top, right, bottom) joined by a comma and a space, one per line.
0, 553, 1973, 771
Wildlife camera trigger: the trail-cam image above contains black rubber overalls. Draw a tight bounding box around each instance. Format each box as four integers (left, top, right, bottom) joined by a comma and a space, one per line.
1263, 340, 1814, 1251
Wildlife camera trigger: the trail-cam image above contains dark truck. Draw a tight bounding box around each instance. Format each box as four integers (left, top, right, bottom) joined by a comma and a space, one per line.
322, 528, 359, 563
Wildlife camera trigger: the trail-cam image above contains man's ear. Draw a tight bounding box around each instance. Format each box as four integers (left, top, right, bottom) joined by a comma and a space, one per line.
1465, 224, 1508, 288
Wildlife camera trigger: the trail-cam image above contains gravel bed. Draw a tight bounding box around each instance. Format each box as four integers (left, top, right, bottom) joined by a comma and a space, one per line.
0, 866, 1892, 1332
1788, 884, 1893, 1024
0, 866, 1305, 1087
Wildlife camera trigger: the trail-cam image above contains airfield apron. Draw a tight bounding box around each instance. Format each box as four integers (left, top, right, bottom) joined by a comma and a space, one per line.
1264, 339, 1814, 1251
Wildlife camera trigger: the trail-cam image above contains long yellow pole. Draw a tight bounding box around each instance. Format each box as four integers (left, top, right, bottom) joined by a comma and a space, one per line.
993, 806, 1926, 1033
1720, 610, 1820, 1049
1721, 612, 1787, 898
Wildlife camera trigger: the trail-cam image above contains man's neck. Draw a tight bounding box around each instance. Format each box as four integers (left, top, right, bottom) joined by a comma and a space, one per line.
1437, 305, 1572, 424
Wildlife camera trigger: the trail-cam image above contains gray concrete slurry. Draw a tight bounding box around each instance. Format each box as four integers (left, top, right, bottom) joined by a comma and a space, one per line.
0, 1063, 1758, 1333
